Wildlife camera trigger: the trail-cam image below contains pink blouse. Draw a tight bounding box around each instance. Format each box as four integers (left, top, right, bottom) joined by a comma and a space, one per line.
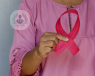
9, 0, 95, 76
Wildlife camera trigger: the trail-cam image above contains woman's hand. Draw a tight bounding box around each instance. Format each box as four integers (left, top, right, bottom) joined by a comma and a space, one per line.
37, 32, 69, 58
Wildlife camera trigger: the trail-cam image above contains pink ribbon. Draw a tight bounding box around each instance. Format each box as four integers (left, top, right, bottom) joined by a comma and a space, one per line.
53, 9, 80, 56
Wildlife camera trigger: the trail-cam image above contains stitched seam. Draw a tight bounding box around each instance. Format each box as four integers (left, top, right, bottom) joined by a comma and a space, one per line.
75, 35, 95, 39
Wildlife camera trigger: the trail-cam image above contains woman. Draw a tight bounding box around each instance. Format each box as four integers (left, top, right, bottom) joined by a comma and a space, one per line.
9, 0, 95, 76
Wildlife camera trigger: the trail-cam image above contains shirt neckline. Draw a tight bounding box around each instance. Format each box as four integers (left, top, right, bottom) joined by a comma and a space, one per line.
48, 0, 87, 8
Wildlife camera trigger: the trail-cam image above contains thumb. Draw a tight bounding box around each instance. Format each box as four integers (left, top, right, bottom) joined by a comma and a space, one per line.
56, 33, 69, 41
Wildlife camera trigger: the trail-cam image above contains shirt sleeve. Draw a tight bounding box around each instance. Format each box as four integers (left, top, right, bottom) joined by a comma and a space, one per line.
9, 0, 41, 76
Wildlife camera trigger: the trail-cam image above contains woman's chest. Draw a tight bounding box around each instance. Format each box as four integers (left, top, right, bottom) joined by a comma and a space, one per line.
34, 3, 95, 45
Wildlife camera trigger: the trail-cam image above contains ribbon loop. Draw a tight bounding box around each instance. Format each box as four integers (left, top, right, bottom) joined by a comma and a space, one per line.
53, 9, 80, 56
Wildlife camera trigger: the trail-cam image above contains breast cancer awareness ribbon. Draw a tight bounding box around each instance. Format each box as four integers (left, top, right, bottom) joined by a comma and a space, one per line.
53, 9, 80, 56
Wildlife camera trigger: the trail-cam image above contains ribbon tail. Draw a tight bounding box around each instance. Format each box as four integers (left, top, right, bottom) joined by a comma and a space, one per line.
66, 39, 80, 56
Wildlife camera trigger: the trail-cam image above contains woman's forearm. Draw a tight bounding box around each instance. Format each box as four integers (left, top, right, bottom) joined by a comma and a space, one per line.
20, 46, 43, 76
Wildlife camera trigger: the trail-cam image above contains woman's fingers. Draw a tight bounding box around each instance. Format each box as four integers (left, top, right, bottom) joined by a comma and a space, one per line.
56, 33, 69, 41
40, 47, 54, 53
38, 32, 69, 58
41, 40, 57, 49
41, 35, 59, 44
38, 46, 54, 58
43, 32, 69, 41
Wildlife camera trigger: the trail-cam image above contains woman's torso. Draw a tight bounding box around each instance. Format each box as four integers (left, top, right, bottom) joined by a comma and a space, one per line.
27, 0, 95, 75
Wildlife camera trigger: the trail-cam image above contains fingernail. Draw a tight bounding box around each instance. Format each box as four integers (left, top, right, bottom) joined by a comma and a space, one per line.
65, 37, 69, 41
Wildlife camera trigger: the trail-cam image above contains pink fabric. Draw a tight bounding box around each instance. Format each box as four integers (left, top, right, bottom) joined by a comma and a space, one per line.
9, 0, 95, 76
54, 9, 80, 55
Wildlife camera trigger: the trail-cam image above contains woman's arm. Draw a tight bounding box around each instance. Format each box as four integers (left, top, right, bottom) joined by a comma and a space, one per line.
9, 0, 69, 76
9, 0, 42, 76
21, 46, 43, 76
21, 32, 69, 76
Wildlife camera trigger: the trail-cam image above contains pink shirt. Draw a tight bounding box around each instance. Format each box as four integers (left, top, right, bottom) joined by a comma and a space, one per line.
9, 0, 95, 76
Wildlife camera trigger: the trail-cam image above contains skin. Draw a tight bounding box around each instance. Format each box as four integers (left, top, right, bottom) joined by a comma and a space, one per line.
20, 0, 83, 76
53, 0, 84, 9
